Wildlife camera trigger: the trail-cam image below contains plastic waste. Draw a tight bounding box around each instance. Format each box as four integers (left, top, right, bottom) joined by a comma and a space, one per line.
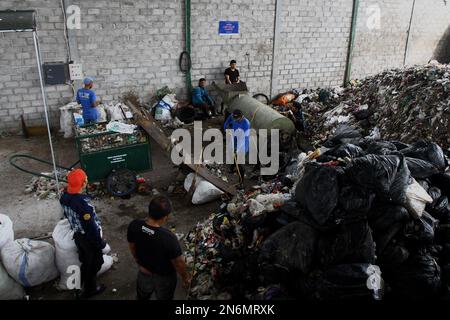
406, 157, 441, 179
401, 141, 447, 172
295, 163, 339, 225
405, 178, 433, 219
259, 222, 319, 274
184, 173, 224, 205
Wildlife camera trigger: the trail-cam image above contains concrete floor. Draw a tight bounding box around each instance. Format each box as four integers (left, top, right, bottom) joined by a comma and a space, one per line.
0, 133, 221, 300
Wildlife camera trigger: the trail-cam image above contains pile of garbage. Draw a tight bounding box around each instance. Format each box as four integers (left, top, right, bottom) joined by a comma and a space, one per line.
275, 63, 449, 150
0, 213, 115, 299
75, 122, 147, 153
24, 171, 68, 200
185, 125, 450, 300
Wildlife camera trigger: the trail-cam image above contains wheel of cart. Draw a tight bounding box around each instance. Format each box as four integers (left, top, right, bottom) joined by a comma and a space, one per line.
75, 122, 152, 197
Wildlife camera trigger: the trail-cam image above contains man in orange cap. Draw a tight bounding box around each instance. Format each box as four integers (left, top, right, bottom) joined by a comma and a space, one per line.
60, 168, 107, 299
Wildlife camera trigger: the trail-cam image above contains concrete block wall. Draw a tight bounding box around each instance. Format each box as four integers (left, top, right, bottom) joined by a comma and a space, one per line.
0, 0, 448, 132
406, 0, 450, 65
190, 0, 276, 97
272, 0, 353, 94
350, 0, 414, 79
73, 0, 185, 103
0, 0, 73, 131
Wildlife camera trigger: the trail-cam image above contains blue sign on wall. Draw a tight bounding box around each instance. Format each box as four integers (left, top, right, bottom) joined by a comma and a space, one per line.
219, 21, 239, 35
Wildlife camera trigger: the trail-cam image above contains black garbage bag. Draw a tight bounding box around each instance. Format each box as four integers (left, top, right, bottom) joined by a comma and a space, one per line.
417, 179, 430, 192
323, 125, 362, 148
389, 155, 411, 205
379, 242, 410, 268
368, 205, 410, 231
391, 141, 410, 151
224, 253, 260, 290
436, 226, 450, 248
277, 201, 302, 225
242, 210, 284, 242
368, 205, 410, 253
295, 163, 339, 225
175, 106, 195, 124
346, 154, 410, 204
430, 173, 450, 198
401, 141, 447, 172
338, 183, 375, 216
388, 248, 441, 300
364, 141, 398, 155
403, 212, 438, 246
427, 195, 450, 221
440, 244, 450, 265
353, 109, 372, 120
406, 157, 441, 179
318, 143, 365, 161
317, 220, 376, 267
259, 221, 318, 275
299, 264, 383, 301
428, 187, 442, 203
217, 242, 243, 263
441, 264, 450, 289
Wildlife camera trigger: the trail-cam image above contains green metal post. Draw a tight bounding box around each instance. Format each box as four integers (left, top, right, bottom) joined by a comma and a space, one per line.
344, 0, 360, 87
185, 0, 192, 95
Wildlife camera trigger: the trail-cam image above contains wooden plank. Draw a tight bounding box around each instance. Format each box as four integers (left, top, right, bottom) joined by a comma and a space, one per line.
127, 101, 237, 195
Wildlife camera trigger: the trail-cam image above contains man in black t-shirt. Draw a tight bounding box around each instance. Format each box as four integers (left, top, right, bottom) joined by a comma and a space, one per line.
224, 59, 241, 84
127, 196, 190, 300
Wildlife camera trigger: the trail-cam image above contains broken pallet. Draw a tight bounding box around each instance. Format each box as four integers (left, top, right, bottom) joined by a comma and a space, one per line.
126, 101, 237, 195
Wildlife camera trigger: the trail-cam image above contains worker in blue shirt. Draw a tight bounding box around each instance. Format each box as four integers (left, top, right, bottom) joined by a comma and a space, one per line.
60, 168, 107, 299
192, 78, 216, 119
76, 77, 99, 124
224, 109, 251, 186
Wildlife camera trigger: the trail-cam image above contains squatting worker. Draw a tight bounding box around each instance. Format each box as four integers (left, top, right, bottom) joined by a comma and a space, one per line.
77, 77, 99, 124
224, 59, 241, 84
224, 109, 251, 186
192, 78, 216, 119
127, 196, 190, 300
60, 168, 107, 299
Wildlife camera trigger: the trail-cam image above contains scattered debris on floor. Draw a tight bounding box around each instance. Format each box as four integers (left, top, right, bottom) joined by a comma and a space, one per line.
24, 173, 68, 200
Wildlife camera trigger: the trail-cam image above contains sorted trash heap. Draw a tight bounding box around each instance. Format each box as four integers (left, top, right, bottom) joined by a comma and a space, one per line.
185, 124, 450, 300
282, 63, 449, 150
75, 123, 147, 153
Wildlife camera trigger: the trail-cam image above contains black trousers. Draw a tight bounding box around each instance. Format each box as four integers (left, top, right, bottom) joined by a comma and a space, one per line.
74, 233, 103, 292
136, 270, 177, 300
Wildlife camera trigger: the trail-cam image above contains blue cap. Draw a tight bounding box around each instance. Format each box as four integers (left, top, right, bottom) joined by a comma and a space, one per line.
83, 77, 94, 85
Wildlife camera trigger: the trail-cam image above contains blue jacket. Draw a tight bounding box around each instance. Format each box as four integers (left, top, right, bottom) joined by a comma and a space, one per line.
60, 192, 105, 249
224, 115, 250, 153
76, 88, 98, 121
192, 86, 214, 107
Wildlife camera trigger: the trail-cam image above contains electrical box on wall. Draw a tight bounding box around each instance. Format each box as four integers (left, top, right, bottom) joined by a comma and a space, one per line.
69, 63, 83, 80
43, 62, 69, 85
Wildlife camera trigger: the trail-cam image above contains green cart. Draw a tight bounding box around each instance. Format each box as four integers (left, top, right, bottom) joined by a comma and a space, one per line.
74, 122, 152, 196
